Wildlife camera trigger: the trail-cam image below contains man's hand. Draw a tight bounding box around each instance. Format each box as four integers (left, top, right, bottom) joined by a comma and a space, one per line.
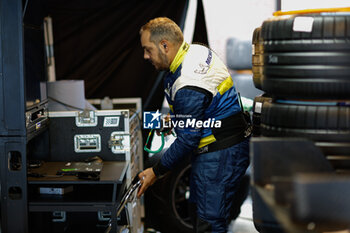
137, 168, 157, 198
156, 128, 173, 136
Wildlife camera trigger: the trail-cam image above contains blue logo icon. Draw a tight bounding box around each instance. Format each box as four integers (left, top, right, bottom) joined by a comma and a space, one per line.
143, 110, 162, 129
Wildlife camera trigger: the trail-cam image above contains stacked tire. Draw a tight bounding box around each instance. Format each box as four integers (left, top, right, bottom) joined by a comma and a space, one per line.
253, 14, 350, 99
252, 12, 350, 233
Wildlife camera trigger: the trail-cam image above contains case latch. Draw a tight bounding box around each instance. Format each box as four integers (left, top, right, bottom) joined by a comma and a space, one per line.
109, 132, 130, 153
75, 110, 98, 127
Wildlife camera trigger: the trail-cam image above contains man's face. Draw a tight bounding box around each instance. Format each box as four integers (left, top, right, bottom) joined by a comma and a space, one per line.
141, 30, 169, 70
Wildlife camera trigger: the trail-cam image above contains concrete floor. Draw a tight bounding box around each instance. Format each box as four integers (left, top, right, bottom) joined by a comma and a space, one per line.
228, 196, 258, 233
145, 196, 258, 233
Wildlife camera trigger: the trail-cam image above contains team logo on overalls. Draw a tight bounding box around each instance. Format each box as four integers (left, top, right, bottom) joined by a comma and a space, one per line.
143, 110, 162, 129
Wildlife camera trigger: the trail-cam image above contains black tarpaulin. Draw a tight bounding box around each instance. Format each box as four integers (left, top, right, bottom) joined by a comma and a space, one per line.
45, 0, 189, 111
23, 0, 209, 111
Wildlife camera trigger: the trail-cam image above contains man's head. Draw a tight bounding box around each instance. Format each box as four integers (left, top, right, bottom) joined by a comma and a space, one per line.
140, 17, 184, 70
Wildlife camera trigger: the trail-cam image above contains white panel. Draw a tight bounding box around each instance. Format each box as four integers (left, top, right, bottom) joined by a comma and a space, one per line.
202, 0, 276, 64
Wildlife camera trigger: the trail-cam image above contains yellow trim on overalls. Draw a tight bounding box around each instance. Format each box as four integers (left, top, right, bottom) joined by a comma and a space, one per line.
170, 41, 190, 73
197, 77, 233, 149
217, 76, 233, 95
168, 104, 174, 113
198, 134, 216, 148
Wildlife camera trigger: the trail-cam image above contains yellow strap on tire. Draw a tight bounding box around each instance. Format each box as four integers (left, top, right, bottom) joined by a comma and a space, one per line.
274, 7, 350, 16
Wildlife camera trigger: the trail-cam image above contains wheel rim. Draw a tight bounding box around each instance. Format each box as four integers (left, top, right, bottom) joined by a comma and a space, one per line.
171, 164, 192, 229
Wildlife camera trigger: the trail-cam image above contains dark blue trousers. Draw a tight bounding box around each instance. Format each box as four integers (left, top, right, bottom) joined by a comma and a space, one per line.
189, 138, 250, 233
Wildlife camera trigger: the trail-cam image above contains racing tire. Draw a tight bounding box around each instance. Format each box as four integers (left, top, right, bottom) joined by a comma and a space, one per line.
144, 157, 193, 233
261, 65, 350, 99
252, 66, 263, 91
259, 14, 350, 98
260, 100, 350, 142
252, 27, 263, 89
261, 14, 350, 42
165, 160, 193, 233
252, 94, 272, 136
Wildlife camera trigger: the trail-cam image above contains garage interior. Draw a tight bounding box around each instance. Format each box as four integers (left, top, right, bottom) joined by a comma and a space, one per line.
0, 0, 350, 232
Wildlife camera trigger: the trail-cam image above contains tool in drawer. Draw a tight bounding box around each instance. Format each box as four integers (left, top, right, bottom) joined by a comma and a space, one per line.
104, 173, 141, 233
116, 173, 141, 217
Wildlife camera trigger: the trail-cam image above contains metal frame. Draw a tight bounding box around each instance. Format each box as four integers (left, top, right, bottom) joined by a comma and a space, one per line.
0, 0, 28, 232
0, 137, 28, 232
0, 0, 26, 136
276, 0, 281, 11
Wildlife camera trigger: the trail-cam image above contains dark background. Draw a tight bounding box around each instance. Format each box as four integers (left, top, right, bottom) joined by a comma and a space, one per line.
23, 0, 208, 111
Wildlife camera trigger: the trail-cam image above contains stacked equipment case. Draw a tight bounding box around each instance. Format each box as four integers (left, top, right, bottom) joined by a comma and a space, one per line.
45, 105, 144, 233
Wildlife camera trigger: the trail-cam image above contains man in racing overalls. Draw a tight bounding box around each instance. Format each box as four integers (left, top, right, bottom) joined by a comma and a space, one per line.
137, 17, 250, 233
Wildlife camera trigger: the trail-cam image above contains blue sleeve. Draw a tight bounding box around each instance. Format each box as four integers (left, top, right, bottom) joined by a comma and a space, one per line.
153, 87, 211, 175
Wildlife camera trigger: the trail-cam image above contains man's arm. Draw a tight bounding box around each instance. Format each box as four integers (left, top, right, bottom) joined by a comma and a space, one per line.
137, 87, 211, 197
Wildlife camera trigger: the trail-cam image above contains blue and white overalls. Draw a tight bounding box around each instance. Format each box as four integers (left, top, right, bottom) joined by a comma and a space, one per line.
153, 42, 250, 233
